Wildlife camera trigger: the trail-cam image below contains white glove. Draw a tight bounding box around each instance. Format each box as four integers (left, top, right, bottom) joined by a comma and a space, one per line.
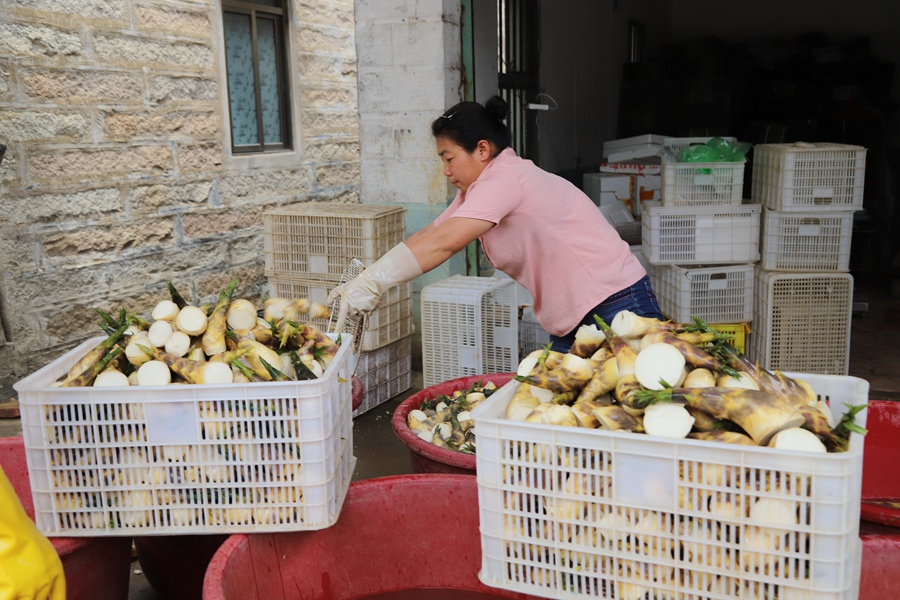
328, 242, 423, 333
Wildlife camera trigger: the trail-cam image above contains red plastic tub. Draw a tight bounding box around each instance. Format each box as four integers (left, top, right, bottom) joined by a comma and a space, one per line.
860, 399, 900, 526
0, 437, 131, 600
860, 520, 900, 599
134, 534, 230, 600
133, 375, 362, 600
351, 375, 365, 412
203, 474, 543, 600
391, 373, 514, 475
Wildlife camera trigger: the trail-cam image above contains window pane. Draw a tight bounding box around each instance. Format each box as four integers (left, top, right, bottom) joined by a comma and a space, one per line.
257, 17, 282, 144
224, 12, 259, 146
249, 0, 280, 6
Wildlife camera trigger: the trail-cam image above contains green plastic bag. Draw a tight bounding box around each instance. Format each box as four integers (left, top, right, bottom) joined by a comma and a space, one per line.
678, 137, 752, 163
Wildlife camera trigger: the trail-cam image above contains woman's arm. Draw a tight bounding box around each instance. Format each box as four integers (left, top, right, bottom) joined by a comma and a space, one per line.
405, 222, 434, 245
406, 217, 494, 273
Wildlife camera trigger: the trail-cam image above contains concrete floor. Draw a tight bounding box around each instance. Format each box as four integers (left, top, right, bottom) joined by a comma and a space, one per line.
1, 274, 897, 599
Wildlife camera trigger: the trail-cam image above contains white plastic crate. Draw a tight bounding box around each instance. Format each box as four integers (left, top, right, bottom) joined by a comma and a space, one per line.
650, 263, 755, 324
352, 335, 412, 418
614, 221, 642, 245
750, 268, 853, 376
472, 374, 869, 600
263, 203, 406, 280
519, 308, 551, 357
661, 159, 745, 206
421, 275, 518, 388
492, 270, 534, 308
13, 335, 356, 537
752, 143, 867, 212
642, 202, 761, 265
267, 277, 413, 352
760, 209, 854, 272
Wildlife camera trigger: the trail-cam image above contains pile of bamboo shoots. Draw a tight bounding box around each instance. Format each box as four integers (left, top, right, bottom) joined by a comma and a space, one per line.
508, 311, 865, 453
54, 278, 340, 388
406, 380, 498, 453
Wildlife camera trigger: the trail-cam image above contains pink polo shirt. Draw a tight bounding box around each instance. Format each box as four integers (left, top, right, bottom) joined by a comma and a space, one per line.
433, 148, 646, 336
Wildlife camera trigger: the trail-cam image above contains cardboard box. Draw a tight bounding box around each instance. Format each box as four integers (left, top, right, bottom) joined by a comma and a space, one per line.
633, 173, 661, 217
602, 134, 664, 162
583, 173, 634, 213
599, 200, 635, 228
598, 158, 661, 175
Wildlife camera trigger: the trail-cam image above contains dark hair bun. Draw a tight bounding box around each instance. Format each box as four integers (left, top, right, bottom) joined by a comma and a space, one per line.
484, 95, 508, 122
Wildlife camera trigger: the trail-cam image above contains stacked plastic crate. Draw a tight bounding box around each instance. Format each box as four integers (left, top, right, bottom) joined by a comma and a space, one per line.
263, 203, 414, 416
420, 275, 518, 387
518, 307, 550, 357
643, 142, 760, 351
748, 143, 866, 375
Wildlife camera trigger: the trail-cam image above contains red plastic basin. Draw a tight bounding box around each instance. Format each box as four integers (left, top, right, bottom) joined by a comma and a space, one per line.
860, 399, 900, 526
860, 520, 900, 599
391, 373, 514, 475
351, 375, 365, 412
0, 437, 131, 600
133, 374, 363, 600
203, 474, 543, 600
134, 533, 229, 600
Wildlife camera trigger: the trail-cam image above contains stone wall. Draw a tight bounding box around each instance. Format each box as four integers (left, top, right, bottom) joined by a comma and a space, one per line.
0, 0, 360, 397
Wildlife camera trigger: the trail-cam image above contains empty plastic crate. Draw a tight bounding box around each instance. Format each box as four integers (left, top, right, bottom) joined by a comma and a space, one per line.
661, 159, 745, 206
267, 277, 413, 352
472, 374, 868, 600
421, 276, 518, 388
615, 221, 643, 245
263, 203, 406, 281
518, 308, 551, 357
642, 202, 761, 265
490, 270, 534, 309
750, 268, 854, 375
352, 335, 412, 418
650, 263, 755, 324
760, 209, 854, 272
752, 143, 867, 212
13, 335, 357, 536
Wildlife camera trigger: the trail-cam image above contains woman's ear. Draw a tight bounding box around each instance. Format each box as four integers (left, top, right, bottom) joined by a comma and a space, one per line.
476, 139, 493, 161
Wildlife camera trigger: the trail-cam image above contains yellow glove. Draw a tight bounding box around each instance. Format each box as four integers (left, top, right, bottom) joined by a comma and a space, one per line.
0, 466, 66, 600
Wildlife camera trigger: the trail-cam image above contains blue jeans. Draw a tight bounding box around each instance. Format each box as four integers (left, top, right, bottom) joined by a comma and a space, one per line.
549, 275, 663, 353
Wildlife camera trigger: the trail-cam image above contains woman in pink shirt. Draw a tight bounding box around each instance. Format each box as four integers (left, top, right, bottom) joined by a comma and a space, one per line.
330, 96, 662, 352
